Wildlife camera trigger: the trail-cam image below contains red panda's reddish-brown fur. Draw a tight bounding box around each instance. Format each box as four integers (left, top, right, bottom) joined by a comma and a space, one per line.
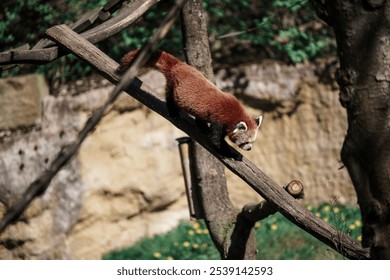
119, 50, 262, 154
118, 50, 257, 134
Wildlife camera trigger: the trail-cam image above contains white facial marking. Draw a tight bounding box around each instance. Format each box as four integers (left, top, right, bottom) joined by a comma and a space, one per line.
230, 117, 262, 151
233, 121, 248, 134
256, 115, 263, 127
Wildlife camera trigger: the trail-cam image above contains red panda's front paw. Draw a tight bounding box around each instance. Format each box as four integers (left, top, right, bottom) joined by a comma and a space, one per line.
166, 102, 181, 120
168, 112, 181, 120
216, 141, 243, 161
195, 118, 209, 132
167, 108, 181, 120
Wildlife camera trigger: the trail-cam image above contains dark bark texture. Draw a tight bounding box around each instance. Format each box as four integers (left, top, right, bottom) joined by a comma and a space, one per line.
311, 0, 390, 259
181, 0, 257, 259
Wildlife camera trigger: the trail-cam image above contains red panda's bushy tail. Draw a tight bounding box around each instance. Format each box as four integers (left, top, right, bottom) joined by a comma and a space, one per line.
117, 49, 181, 77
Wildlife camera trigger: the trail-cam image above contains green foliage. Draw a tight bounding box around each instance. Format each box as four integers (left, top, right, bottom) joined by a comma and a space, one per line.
103, 203, 362, 260
0, 0, 106, 82
1, 0, 333, 84
103, 222, 220, 260
271, 27, 331, 63
256, 203, 362, 259
1, 0, 56, 47
206, 0, 332, 63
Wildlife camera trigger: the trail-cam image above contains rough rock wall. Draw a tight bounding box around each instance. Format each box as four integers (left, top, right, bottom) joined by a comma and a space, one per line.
0, 61, 356, 259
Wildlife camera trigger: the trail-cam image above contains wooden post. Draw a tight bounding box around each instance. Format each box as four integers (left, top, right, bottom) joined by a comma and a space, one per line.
176, 137, 202, 220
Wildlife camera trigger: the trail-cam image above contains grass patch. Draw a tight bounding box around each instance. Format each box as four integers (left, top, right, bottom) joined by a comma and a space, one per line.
103, 203, 362, 260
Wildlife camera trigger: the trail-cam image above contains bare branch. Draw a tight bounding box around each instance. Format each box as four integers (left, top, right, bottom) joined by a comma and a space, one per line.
31, 0, 140, 50
0, 47, 59, 69
82, 0, 160, 44
68, 0, 127, 33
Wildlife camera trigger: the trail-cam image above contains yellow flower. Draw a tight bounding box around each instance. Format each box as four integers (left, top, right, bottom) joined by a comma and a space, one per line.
153, 252, 161, 258
357, 235, 362, 241
255, 222, 261, 229
270, 224, 278, 231
183, 241, 191, 247
166, 256, 174, 260
192, 243, 199, 249
188, 230, 195, 236
323, 217, 329, 223
333, 207, 340, 214
355, 220, 362, 227
193, 222, 200, 229
323, 205, 331, 212
196, 229, 203, 234
315, 212, 321, 218
349, 224, 356, 230
201, 243, 208, 249
173, 241, 179, 247
203, 229, 209, 234
307, 205, 313, 211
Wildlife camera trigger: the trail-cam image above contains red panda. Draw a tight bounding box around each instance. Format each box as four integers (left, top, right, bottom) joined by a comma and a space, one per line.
118, 50, 262, 154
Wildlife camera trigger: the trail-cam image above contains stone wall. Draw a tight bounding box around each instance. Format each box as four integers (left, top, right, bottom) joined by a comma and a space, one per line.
0, 60, 357, 259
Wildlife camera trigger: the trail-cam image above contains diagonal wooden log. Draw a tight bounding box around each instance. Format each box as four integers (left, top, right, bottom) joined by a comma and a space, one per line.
43, 26, 369, 259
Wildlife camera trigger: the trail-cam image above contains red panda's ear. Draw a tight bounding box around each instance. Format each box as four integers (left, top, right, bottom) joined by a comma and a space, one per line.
255, 116, 263, 127
233, 121, 248, 134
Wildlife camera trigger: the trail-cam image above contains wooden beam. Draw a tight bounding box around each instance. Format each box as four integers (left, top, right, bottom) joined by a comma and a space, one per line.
46, 25, 118, 82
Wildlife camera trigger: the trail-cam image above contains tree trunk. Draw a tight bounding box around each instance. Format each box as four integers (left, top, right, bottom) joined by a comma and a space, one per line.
311, 0, 390, 259
181, 0, 257, 259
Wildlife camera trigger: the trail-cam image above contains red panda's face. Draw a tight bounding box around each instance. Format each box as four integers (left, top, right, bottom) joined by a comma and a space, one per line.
229, 116, 263, 151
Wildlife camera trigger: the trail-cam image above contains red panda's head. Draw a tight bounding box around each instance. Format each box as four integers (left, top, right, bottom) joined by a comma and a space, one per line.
228, 116, 263, 151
